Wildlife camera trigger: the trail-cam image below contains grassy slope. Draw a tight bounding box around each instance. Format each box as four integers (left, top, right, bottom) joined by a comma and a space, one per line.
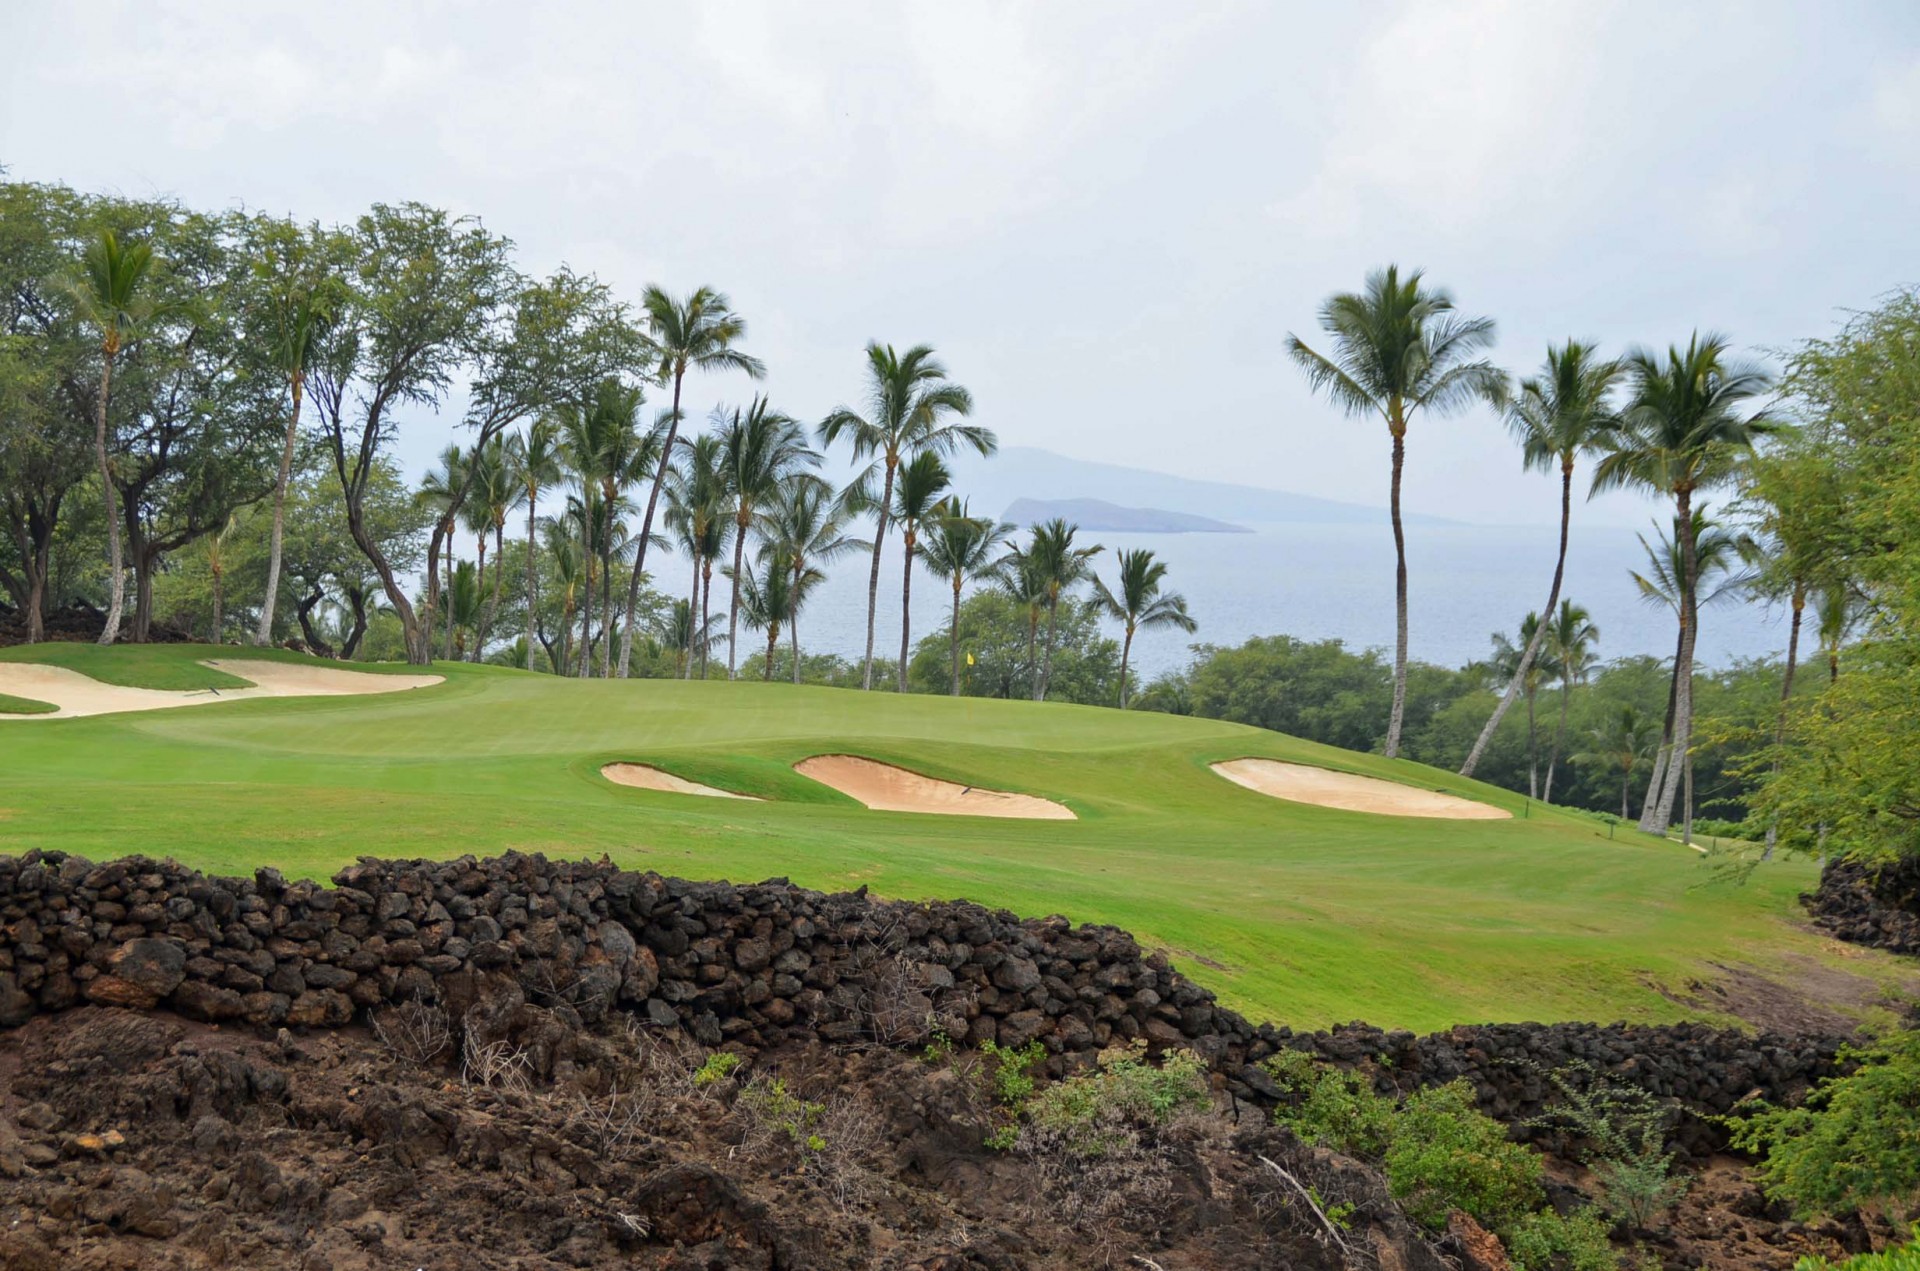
0, 693, 56, 715
0, 644, 1905, 1031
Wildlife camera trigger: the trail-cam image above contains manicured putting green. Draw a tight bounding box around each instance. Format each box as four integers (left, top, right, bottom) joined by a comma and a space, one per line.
0, 643, 1908, 1032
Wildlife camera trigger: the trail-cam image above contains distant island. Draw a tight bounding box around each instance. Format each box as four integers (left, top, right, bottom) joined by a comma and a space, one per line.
1000, 497, 1252, 534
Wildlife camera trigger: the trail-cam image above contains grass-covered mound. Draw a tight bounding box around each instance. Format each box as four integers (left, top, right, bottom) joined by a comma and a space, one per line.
0, 643, 1911, 1030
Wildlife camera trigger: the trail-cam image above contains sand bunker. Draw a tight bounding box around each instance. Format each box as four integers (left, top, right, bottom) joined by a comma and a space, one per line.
601, 763, 759, 800
795, 755, 1075, 820
1210, 758, 1511, 820
0, 658, 442, 720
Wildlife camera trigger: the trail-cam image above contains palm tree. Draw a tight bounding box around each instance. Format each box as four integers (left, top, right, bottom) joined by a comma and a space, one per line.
758, 477, 865, 684
461, 436, 517, 661
1541, 600, 1600, 804
655, 598, 722, 679
560, 378, 648, 677
1815, 585, 1858, 685
665, 432, 733, 679
1632, 507, 1756, 839
819, 343, 992, 689
509, 417, 563, 671
1486, 613, 1556, 799
621, 287, 766, 678
254, 267, 340, 647
446, 560, 484, 660
1461, 342, 1622, 777
1574, 704, 1657, 820
1288, 265, 1502, 757
204, 513, 240, 643
998, 543, 1050, 696
734, 551, 798, 682
69, 229, 162, 646
1026, 519, 1103, 702
919, 500, 1011, 695
718, 398, 818, 679
890, 451, 953, 691
1594, 334, 1775, 833
416, 446, 468, 661
1091, 549, 1197, 709
542, 517, 585, 676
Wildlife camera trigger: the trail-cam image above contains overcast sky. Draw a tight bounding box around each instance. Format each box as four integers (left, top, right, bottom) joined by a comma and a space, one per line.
5, 1, 1917, 528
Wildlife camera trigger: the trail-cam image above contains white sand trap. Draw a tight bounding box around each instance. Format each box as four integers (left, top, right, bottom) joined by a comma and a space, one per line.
1211, 758, 1511, 820
601, 763, 760, 800
795, 755, 1075, 821
0, 658, 442, 720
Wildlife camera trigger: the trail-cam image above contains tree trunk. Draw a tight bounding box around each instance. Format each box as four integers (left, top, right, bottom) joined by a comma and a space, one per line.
576, 561, 595, 677
131, 543, 157, 645
699, 561, 714, 679
295, 584, 333, 656
1762, 585, 1806, 859
898, 528, 916, 692
1024, 611, 1039, 695
1463, 462, 1571, 775
1545, 678, 1572, 804
860, 457, 897, 690
950, 577, 963, 696
93, 352, 125, 646
727, 515, 748, 679
1384, 416, 1409, 758
211, 563, 224, 643
1526, 686, 1539, 801
1035, 598, 1061, 702
340, 584, 369, 660
619, 367, 685, 678
254, 374, 304, 646
1119, 624, 1135, 709
442, 547, 458, 662
765, 623, 778, 681
1644, 489, 1697, 835
475, 524, 505, 663
683, 552, 702, 679
600, 483, 617, 678
1639, 602, 1686, 832
791, 602, 802, 685
1620, 768, 1630, 820
525, 486, 541, 672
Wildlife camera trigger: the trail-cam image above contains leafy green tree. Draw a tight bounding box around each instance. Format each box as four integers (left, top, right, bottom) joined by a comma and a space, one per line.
624, 286, 764, 677
1573, 703, 1658, 820
509, 416, 563, 671
890, 451, 952, 690
416, 446, 469, 659
757, 474, 864, 684
917, 499, 1010, 695
1179, 635, 1392, 751
1593, 334, 1776, 833
1091, 548, 1196, 708
1288, 265, 1502, 757
1462, 341, 1621, 776
819, 342, 990, 689
460, 435, 518, 659
908, 589, 1121, 704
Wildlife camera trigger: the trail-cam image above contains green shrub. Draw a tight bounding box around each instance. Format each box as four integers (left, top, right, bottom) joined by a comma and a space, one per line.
1795, 1229, 1920, 1270
1504, 1207, 1618, 1271
1530, 1061, 1686, 1227
981, 1039, 1046, 1106
1025, 1045, 1211, 1158
1386, 1083, 1544, 1231
1730, 1029, 1920, 1218
735, 1075, 824, 1146
692, 1050, 742, 1088
1263, 1048, 1397, 1159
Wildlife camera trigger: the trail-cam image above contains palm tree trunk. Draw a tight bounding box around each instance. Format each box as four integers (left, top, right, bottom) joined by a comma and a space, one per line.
949, 577, 963, 696
860, 459, 897, 690
1384, 419, 1409, 758
1762, 585, 1806, 859
727, 515, 748, 679
1639, 594, 1686, 832
791, 605, 802, 685
1035, 598, 1061, 702
1119, 624, 1135, 709
211, 564, 224, 642
255, 373, 304, 646
525, 483, 541, 672
476, 524, 505, 663
577, 561, 594, 677
1645, 490, 1698, 835
94, 351, 123, 646
1024, 611, 1039, 695
1545, 678, 1572, 804
1526, 687, 1539, 801
898, 530, 916, 692
684, 553, 702, 680
620, 368, 686, 679
601, 486, 617, 678
765, 623, 778, 681
699, 561, 714, 679
443, 550, 458, 661
1462, 463, 1571, 776
1621, 765, 1632, 819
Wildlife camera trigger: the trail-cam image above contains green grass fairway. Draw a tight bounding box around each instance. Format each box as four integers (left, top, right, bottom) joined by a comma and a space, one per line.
1, 644, 1911, 1031
0, 693, 56, 715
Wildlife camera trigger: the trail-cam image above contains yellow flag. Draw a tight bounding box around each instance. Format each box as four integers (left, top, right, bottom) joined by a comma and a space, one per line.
965, 651, 975, 666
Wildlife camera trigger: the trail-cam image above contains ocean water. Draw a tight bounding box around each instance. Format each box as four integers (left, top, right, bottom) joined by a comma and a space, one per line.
646, 520, 1788, 682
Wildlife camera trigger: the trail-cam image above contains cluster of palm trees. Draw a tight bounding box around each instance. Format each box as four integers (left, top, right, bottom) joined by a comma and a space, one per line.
1484, 600, 1600, 804
414, 301, 1195, 704
1291, 266, 1776, 836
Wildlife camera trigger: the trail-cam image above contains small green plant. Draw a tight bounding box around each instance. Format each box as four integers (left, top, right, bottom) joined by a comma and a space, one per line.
1262, 1048, 1397, 1160
1504, 1207, 1618, 1271
1385, 1083, 1543, 1231
921, 1029, 956, 1065
1308, 1186, 1355, 1232
1024, 1045, 1211, 1158
692, 1050, 742, 1088
1530, 1060, 1687, 1228
1795, 1229, 1920, 1270
1730, 1028, 1920, 1218
981, 1039, 1046, 1106
735, 1075, 825, 1145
